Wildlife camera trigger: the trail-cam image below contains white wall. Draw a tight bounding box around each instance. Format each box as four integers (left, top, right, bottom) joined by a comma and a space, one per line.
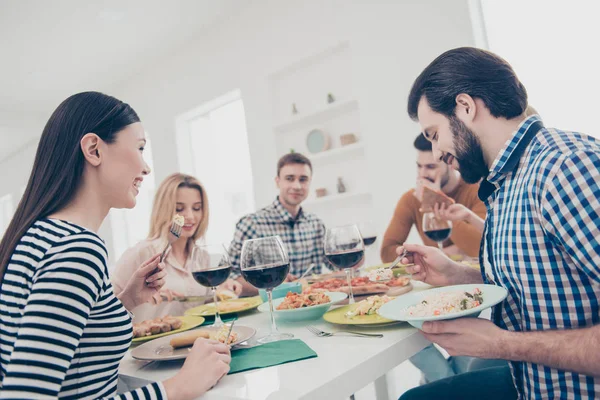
0, 0, 476, 260
112, 0, 476, 250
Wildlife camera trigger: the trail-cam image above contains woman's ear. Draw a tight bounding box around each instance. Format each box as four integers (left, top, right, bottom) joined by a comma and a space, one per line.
80, 133, 102, 167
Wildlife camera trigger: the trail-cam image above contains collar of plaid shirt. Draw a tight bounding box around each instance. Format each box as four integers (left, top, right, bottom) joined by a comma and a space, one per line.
272, 196, 305, 225
478, 115, 544, 202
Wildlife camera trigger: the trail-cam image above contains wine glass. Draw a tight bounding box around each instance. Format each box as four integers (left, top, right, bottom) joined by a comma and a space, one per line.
240, 236, 293, 343
324, 224, 365, 304
191, 243, 232, 328
422, 212, 453, 250
358, 220, 378, 268
358, 220, 377, 248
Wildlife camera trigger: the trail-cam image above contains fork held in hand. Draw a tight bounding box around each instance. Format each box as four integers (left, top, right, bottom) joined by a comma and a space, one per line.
306, 325, 383, 338
159, 217, 184, 262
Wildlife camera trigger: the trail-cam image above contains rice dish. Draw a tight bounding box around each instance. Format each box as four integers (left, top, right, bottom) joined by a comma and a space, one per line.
404, 288, 483, 317
367, 268, 393, 282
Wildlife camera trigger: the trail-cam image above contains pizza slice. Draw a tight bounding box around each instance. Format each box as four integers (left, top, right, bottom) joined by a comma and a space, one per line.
420, 185, 455, 212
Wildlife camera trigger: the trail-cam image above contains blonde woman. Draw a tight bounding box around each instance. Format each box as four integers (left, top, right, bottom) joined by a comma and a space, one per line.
112, 173, 241, 321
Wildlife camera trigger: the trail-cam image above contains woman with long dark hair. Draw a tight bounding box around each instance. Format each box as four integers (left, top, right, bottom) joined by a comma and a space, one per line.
0, 92, 230, 399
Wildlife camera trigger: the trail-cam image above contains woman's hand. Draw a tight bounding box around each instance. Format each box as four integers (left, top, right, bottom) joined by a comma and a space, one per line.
218, 279, 243, 296
164, 339, 231, 400
118, 254, 167, 310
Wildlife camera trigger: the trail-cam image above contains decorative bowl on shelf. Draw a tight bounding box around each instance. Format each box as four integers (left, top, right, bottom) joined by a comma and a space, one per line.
306, 128, 330, 154
340, 133, 358, 146
316, 188, 328, 198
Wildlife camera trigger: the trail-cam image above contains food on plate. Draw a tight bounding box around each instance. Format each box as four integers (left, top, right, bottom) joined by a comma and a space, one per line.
420, 186, 455, 212
276, 292, 331, 310
385, 276, 411, 287
216, 288, 238, 301
212, 324, 239, 344
169, 325, 239, 348
216, 301, 250, 313
169, 330, 211, 348
132, 315, 184, 338
367, 268, 393, 282
308, 275, 410, 296
404, 288, 483, 317
346, 295, 393, 318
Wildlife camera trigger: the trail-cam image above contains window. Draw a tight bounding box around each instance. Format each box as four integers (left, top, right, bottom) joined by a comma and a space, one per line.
0, 194, 14, 240
176, 90, 255, 246
109, 135, 156, 261
480, 0, 600, 139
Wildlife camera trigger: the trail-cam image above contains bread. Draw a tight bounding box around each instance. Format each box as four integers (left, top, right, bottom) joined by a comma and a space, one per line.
420, 186, 454, 212
169, 330, 211, 348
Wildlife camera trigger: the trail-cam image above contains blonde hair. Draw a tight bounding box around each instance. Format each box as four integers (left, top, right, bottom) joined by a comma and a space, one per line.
148, 173, 209, 251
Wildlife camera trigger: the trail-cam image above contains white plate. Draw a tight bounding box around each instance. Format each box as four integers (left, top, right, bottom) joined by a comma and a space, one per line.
377, 284, 507, 329
131, 325, 256, 361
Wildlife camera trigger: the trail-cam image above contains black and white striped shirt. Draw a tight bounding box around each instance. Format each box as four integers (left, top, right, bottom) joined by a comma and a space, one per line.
0, 219, 166, 399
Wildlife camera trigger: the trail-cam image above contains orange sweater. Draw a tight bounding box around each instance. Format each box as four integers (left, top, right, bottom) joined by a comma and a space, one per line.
380, 179, 486, 261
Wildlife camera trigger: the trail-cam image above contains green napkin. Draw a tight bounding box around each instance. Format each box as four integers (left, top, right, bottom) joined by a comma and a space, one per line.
201, 314, 238, 326
229, 339, 317, 374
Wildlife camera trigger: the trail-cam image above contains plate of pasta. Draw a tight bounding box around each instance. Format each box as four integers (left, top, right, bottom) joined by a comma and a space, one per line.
257, 291, 347, 321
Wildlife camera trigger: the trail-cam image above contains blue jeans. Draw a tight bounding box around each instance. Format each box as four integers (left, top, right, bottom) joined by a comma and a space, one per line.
400, 365, 518, 400
410, 344, 508, 383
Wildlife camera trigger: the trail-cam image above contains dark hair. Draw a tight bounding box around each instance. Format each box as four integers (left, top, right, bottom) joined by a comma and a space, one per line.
277, 152, 312, 176
407, 47, 527, 121
413, 133, 432, 151
0, 91, 140, 285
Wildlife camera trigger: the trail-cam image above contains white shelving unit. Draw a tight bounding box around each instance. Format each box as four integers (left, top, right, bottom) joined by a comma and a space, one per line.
308, 142, 365, 163
274, 99, 358, 133
303, 191, 371, 207
268, 42, 374, 227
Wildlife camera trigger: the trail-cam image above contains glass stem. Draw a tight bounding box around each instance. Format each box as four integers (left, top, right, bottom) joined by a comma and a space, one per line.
213, 286, 223, 327
267, 289, 279, 334
345, 269, 355, 304
437, 242, 444, 251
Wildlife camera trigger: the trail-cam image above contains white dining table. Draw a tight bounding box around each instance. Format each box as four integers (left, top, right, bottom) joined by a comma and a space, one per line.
119, 283, 432, 400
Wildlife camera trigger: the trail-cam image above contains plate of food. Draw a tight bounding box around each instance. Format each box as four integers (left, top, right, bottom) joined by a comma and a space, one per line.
323, 295, 398, 325
307, 275, 412, 297
131, 315, 205, 343
184, 296, 263, 317
131, 324, 256, 361
257, 291, 347, 321
378, 284, 508, 329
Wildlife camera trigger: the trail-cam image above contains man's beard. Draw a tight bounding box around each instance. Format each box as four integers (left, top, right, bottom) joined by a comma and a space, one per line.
449, 116, 489, 184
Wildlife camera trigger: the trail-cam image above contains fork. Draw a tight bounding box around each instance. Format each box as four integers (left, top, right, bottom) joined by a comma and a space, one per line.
159, 215, 184, 262
306, 325, 383, 338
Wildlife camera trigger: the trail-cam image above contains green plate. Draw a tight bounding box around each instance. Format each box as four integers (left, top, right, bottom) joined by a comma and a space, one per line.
323, 303, 396, 325
131, 315, 205, 343
184, 296, 263, 317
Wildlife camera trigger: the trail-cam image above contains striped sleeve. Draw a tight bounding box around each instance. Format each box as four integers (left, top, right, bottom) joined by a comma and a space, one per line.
0, 232, 166, 400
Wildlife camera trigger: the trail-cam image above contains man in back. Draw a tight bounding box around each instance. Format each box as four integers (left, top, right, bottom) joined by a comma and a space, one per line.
228, 152, 326, 296
381, 133, 485, 262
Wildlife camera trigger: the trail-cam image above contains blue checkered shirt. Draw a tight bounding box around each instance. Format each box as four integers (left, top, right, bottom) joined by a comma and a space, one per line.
479, 115, 600, 399
228, 197, 326, 279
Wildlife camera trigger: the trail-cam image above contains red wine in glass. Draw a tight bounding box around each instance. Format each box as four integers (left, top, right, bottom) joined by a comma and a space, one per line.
192, 266, 232, 287
240, 263, 290, 289
362, 236, 377, 247
424, 229, 451, 243
325, 250, 364, 269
